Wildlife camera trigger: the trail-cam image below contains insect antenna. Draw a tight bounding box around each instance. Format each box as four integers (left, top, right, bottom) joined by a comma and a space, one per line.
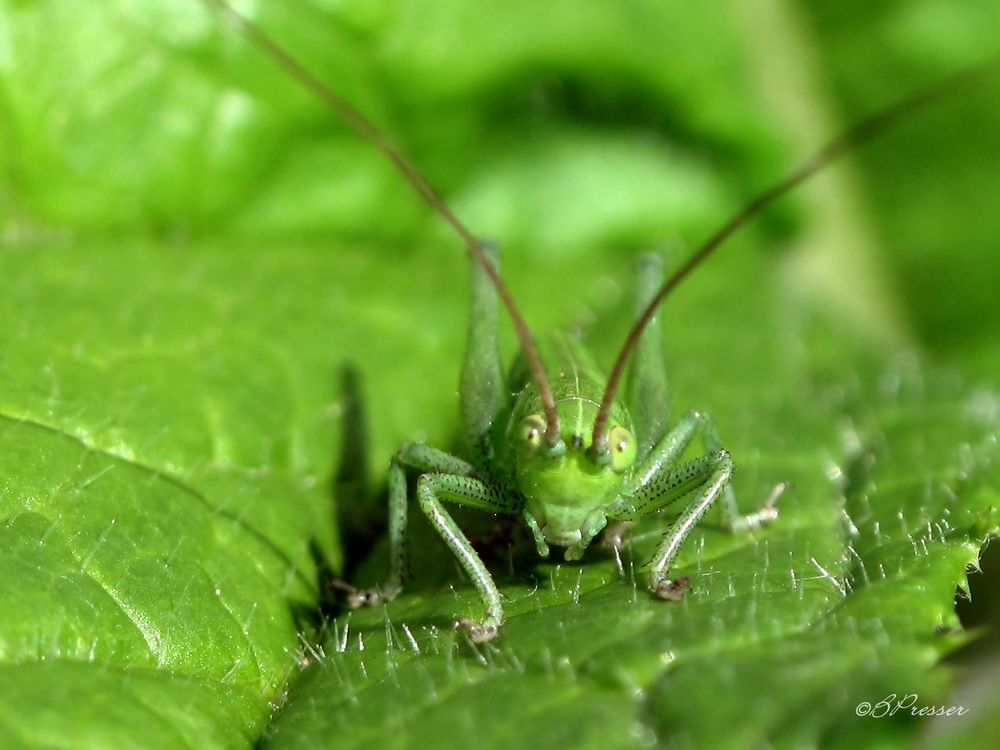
202, 0, 564, 450
590, 55, 1000, 457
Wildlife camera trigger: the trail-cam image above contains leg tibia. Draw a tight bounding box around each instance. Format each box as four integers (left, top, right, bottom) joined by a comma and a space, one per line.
613, 410, 780, 603
417, 473, 515, 643
689, 411, 781, 534
460, 239, 506, 465
348, 443, 479, 609
647, 449, 734, 594
720, 481, 783, 532
626, 253, 670, 457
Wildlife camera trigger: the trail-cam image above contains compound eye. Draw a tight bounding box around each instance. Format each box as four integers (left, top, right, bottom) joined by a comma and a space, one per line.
608, 425, 636, 472
517, 414, 547, 451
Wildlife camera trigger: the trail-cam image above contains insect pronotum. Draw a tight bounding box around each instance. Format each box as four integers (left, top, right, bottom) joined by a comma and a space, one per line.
204, 0, 999, 642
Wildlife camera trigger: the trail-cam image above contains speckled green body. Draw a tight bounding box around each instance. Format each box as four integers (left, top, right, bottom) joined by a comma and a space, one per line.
360, 246, 779, 643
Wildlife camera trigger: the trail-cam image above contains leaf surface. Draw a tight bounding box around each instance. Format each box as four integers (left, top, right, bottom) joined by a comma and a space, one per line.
0, 1, 998, 748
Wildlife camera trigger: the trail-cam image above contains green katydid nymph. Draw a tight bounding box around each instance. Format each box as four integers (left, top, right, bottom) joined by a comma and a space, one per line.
205, 0, 998, 642
367, 245, 783, 643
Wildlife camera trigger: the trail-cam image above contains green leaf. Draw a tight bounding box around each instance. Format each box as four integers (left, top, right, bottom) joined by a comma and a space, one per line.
263, 249, 1000, 749
1, 0, 998, 748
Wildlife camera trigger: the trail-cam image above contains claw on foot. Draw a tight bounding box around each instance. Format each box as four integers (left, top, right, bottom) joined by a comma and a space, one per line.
650, 575, 690, 602
755, 480, 787, 525
346, 588, 382, 609
765, 481, 789, 509
455, 618, 500, 643
727, 482, 787, 532
328, 579, 396, 609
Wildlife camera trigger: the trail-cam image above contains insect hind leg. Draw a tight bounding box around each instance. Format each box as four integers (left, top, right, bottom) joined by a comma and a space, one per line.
626, 252, 671, 458
460, 239, 506, 467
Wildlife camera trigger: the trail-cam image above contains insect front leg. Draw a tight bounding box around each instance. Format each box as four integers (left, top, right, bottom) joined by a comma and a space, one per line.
348, 443, 479, 607
609, 411, 778, 600
416, 472, 521, 643
351, 443, 518, 643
